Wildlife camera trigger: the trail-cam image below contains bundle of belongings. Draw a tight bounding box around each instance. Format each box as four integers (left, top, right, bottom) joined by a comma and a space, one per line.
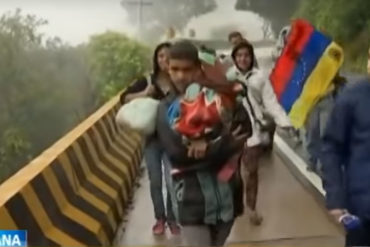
115, 97, 160, 136
157, 48, 252, 180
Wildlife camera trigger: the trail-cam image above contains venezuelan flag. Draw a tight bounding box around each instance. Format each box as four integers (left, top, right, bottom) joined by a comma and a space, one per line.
270, 19, 344, 128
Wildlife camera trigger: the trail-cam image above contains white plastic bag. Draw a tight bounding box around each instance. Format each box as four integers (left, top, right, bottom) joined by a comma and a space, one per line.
115, 97, 160, 136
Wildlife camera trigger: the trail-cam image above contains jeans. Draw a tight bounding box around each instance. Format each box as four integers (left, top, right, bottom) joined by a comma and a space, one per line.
144, 138, 175, 222
242, 146, 263, 211
162, 154, 179, 223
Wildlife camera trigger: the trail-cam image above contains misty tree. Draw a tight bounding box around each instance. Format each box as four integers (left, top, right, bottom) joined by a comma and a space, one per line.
121, 0, 217, 41
87, 31, 151, 101
0, 9, 46, 176
0, 10, 88, 180
0, 10, 151, 183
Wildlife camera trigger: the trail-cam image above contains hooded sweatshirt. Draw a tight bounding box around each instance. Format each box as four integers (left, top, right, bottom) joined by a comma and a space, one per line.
227, 42, 292, 146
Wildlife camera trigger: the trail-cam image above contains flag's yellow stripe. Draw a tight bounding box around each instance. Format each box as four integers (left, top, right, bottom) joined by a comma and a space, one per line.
289, 42, 344, 128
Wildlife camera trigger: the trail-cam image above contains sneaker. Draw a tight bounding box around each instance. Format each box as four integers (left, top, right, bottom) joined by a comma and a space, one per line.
152, 219, 165, 235
167, 222, 181, 235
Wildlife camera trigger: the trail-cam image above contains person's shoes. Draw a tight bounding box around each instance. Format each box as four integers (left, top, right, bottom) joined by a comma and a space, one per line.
152, 219, 165, 235
168, 222, 181, 235
249, 211, 263, 226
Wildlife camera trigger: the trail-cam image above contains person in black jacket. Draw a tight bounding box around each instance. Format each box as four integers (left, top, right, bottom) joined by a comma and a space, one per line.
157, 40, 249, 246
304, 74, 347, 175
321, 77, 370, 246
120, 42, 180, 235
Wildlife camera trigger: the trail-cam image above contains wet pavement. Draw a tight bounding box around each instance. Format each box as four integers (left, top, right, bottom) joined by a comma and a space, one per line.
115, 150, 344, 246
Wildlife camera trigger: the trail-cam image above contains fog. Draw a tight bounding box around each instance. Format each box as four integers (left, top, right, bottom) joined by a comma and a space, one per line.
0, 0, 135, 45
185, 0, 271, 41
0, 0, 277, 45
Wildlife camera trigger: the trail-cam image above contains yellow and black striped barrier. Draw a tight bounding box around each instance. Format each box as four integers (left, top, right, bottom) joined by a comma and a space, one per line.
0, 94, 143, 246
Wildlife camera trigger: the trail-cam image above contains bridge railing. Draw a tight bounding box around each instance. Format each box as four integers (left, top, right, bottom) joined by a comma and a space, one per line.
172, 38, 276, 51
0, 93, 143, 246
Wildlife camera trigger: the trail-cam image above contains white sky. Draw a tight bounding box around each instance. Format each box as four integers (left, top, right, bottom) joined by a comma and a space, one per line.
0, 0, 136, 45
0, 0, 271, 45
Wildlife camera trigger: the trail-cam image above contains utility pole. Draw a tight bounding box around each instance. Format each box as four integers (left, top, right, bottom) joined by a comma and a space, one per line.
121, 0, 153, 30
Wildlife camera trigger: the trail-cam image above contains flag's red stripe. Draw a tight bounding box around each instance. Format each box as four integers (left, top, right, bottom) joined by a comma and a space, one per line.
270, 19, 314, 100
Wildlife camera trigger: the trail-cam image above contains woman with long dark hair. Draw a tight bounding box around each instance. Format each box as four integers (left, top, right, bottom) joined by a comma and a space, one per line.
227, 41, 293, 225
120, 42, 180, 235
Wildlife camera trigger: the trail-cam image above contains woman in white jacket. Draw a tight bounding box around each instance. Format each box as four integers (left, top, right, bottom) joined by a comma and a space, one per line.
227, 41, 294, 225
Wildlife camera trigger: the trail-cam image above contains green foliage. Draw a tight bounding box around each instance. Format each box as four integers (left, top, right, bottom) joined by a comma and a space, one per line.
87, 31, 151, 101
0, 128, 31, 173
0, 10, 150, 183
235, 0, 369, 73
294, 0, 370, 72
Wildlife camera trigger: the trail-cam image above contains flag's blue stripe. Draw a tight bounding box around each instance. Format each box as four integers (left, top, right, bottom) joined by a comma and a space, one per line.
280, 30, 332, 112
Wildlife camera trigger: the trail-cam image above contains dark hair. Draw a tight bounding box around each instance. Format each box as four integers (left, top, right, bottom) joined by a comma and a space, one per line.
231, 41, 255, 71
333, 73, 347, 87
228, 31, 243, 41
169, 40, 199, 64
153, 42, 172, 76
